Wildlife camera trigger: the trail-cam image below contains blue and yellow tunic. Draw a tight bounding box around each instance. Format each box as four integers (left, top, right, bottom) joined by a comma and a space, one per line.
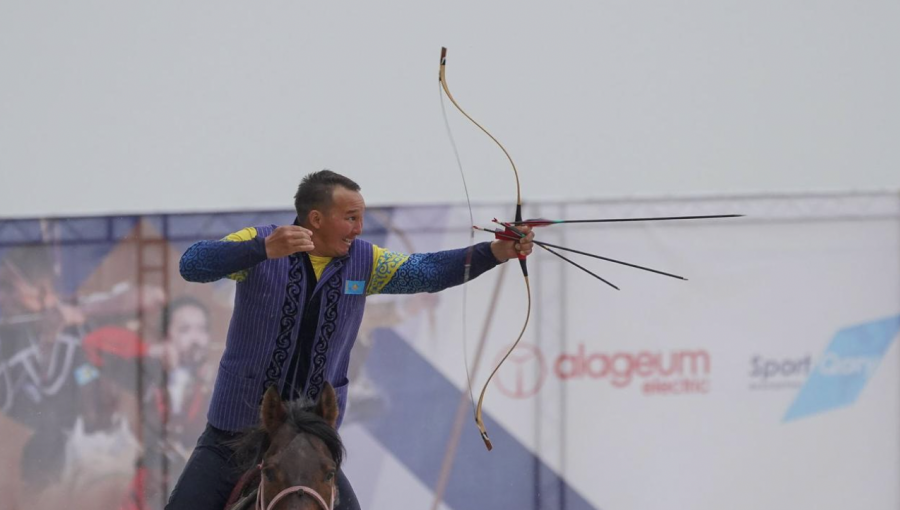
179, 225, 500, 431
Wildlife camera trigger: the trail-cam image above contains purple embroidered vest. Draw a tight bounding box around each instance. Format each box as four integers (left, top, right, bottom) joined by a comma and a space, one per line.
207, 225, 374, 431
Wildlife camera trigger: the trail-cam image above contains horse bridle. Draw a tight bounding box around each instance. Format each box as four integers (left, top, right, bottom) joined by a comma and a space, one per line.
255, 463, 335, 510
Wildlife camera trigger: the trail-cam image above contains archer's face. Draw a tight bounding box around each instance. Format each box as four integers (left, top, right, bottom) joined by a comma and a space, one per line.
311, 186, 365, 258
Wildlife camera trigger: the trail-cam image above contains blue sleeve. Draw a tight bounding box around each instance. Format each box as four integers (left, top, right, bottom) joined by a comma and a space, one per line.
179, 237, 268, 283
378, 242, 501, 294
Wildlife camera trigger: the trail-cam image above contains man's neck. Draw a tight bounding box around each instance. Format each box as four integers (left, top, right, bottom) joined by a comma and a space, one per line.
299, 221, 327, 258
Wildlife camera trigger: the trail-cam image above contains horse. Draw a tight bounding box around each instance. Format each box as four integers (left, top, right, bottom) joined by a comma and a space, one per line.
225, 382, 345, 510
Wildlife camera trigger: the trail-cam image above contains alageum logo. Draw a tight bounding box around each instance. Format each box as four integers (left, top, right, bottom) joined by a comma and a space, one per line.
554, 344, 711, 395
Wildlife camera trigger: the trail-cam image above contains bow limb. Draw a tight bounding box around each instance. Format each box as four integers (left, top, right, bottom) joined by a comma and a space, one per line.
439, 46, 531, 451
474, 278, 531, 450
438, 48, 524, 213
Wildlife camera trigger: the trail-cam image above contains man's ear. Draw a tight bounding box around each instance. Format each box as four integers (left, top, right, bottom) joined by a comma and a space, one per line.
308, 210, 323, 229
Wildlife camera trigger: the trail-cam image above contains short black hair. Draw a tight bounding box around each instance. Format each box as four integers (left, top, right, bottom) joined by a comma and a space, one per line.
293, 170, 361, 225
160, 295, 209, 337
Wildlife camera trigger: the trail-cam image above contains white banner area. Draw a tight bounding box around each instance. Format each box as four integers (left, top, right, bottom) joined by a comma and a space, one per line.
345, 192, 900, 510
0, 192, 896, 510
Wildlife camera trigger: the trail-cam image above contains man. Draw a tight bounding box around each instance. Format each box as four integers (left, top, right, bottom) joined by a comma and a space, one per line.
129, 296, 216, 509
154, 296, 215, 429
167, 170, 534, 510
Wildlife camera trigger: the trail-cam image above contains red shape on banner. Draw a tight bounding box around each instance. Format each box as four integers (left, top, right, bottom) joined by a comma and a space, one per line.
83, 326, 149, 366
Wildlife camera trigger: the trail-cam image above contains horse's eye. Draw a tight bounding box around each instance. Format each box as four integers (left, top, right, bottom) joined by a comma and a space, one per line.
326, 470, 335, 482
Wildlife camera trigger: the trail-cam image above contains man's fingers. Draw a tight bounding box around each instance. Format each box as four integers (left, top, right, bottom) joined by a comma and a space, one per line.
515, 228, 534, 256
280, 225, 314, 251
288, 238, 315, 250
280, 225, 313, 236
288, 227, 312, 237
266, 225, 317, 258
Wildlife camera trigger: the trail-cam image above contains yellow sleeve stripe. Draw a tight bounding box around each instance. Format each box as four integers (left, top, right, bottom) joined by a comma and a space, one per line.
222, 227, 258, 243
221, 227, 259, 282
367, 245, 409, 295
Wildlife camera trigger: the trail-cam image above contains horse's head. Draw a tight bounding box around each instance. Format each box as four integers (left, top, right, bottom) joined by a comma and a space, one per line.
246, 382, 344, 510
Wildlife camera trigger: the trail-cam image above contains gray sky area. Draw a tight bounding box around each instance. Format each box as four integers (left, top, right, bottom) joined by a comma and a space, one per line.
1, 1, 897, 218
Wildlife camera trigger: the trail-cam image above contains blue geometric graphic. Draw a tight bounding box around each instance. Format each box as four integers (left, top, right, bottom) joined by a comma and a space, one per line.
784, 315, 900, 422
363, 328, 599, 510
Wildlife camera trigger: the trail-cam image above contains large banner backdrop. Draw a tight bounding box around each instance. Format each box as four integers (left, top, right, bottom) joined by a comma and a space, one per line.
1, 192, 897, 510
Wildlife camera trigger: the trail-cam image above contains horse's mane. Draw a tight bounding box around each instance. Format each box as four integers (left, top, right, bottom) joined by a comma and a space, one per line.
224, 397, 345, 510
229, 397, 345, 473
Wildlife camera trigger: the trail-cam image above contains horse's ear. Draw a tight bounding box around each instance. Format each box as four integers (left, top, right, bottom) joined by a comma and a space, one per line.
261, 385, 287, 435
315, 382, 339, 429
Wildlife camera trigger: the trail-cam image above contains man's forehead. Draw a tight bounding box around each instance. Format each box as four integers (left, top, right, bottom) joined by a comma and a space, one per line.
332, 186, 365, 209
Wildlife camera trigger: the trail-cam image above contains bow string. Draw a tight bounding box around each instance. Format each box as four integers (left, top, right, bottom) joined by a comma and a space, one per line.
439, 46, 531, 451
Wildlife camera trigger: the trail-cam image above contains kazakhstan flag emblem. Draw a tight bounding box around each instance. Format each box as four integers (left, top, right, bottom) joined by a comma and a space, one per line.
345, 280, 365, 295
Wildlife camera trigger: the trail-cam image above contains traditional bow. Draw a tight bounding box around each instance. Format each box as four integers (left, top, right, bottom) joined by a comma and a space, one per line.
438, 47, 530, 451
436, 48, 743, 455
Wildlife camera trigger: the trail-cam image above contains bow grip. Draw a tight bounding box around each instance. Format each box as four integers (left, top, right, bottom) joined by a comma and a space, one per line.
493, 226, 529, 275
